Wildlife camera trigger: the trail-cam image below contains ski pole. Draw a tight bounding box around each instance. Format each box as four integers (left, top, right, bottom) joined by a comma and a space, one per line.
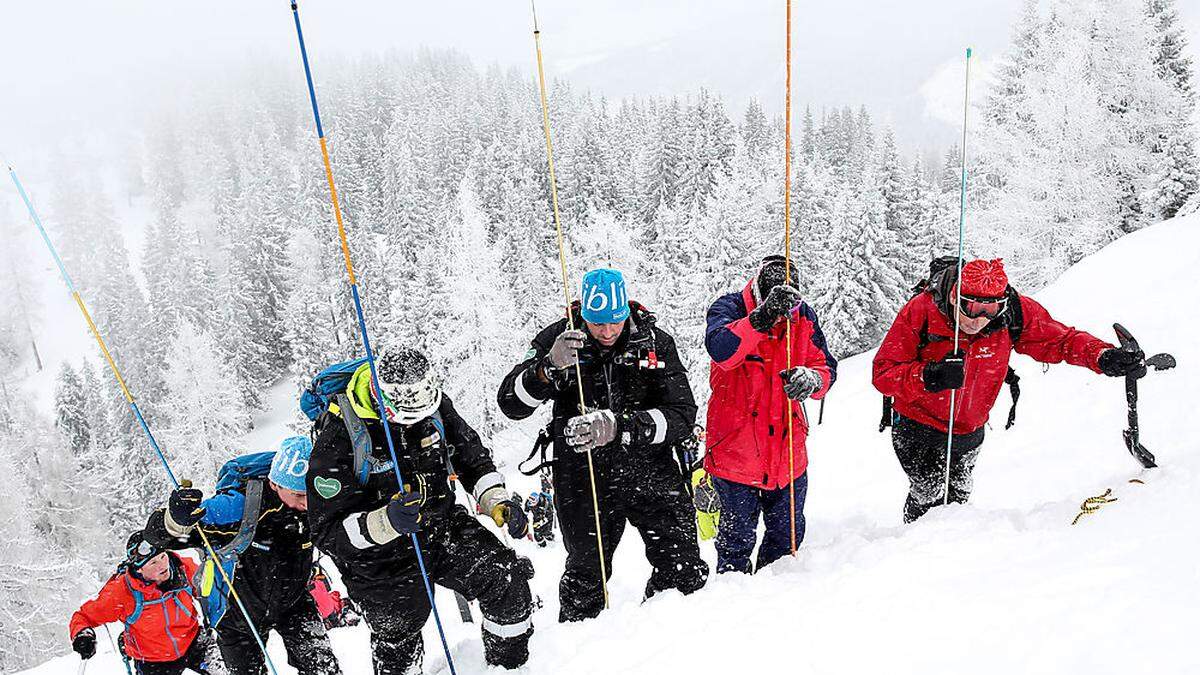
6, 165, 281, 675
101, 626, 132, 675
284, 3, 458, 671
529, 0, 610, 609
783, 0, 799, 554
942, 47, 973, 507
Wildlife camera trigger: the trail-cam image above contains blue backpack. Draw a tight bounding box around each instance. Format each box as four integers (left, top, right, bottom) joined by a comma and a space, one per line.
214, 452, 276, 493
301, 357, 369, 421
193, 453, 275, 628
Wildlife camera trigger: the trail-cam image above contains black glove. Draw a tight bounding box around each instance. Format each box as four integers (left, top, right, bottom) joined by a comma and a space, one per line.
167, 486, 205, 529
143, 508, 181, 548
923, 352, 965, 392
492, 498, 530, 539
72, 628, 96, 660
748, 285, 803, 332
779, 366, 823, 401
1098, 348, 1145, 378
385, 489, 423, 535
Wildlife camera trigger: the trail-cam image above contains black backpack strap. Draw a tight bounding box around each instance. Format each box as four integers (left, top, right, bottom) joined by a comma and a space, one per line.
336, 393, 374, 486
1004, 367, 1021, 429
216, 479, 264, 560
518, 425, 555, 476
879, 396, 894, 432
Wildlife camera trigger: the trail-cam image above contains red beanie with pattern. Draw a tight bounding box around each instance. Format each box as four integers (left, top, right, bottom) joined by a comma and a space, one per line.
959, 259, 1008, 298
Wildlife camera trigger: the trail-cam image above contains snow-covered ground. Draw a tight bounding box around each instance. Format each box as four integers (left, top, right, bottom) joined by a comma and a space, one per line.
23, 216, 1200, 674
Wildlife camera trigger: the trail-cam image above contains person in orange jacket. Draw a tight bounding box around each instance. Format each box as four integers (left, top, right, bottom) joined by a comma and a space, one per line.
69, 532, 211, 675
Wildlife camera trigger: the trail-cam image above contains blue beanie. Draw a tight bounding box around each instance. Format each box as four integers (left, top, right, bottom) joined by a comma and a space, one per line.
581, 268, 630, 324
269, 436, 312, 493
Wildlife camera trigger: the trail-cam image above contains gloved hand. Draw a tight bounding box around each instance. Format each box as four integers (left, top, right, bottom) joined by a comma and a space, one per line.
167, 484, 205, 530
490, 497, 530, 539
779, 366, 823, 401
545, 329, 586, 371
143, 508, 181, 548
565, 409, 619, 453
748, 285, 803, 333
1098, 348, 1145, 378
922, 351, 965, 392
385, 488, 424, 535
72, 628, 96, 660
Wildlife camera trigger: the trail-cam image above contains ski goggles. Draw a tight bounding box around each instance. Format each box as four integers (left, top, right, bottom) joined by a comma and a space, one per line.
127, 539, 160, 568
958, 294, 1008, 319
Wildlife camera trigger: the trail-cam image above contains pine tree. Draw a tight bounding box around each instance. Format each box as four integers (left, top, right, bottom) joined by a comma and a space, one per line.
1145, 0, 1198, 219
742, 98, 771, 160
161, 321, 252, 487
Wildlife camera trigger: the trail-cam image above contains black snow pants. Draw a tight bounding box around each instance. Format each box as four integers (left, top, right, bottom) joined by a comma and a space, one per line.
350, 508, 534, 674
892, 414, 986, 523
555, 447, 708, 622
134, 632, 212, 675
217, 592, 339, 675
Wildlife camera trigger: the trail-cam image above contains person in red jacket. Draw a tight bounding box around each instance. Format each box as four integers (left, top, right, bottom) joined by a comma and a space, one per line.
703, 255, 838, 573
69, 532, 210, 675
872, 258, 1145, 522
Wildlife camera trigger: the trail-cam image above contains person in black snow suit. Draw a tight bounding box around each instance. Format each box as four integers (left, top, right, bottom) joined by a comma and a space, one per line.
144, 437, 340, 675
497, 268, 709, 623
306, 346, 534, 674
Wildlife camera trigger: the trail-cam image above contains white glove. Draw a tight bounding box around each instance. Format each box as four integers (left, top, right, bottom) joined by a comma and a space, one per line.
565, 409, 618, 453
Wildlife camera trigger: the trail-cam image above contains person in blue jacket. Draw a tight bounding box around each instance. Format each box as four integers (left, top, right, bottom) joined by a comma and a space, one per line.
145, 437, 341, 675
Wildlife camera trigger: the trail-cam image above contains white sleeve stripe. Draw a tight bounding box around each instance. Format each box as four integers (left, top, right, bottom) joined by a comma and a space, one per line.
472, 471, 505, 502
342, 514, 373, 550
647, 408, 668, 445
481, 615, 532, 639
514, 369, 545, 409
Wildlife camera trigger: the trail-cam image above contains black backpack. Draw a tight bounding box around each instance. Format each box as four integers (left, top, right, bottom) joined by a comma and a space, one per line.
879, 257, 1023, 432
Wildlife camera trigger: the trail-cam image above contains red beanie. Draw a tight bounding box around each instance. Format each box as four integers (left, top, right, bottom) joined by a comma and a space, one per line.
959, 259, 1008, 298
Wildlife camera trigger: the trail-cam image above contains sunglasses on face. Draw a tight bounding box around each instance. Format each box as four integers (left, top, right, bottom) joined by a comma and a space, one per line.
958, 294, 1008, 319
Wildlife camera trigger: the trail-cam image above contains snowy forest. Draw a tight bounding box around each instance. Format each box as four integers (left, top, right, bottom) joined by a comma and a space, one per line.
0, 0, 1195, 669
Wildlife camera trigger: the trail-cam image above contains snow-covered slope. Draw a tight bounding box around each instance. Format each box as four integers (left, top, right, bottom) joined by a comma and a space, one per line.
24, 216, 1200, 675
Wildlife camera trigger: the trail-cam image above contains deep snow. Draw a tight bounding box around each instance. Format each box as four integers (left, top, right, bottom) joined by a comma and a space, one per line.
24, 216, 1200, 675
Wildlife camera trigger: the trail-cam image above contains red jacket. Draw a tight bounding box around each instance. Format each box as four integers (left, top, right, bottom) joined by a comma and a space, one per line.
873, 291, 1112, 434
69, 553, 201, 663
703, 280, 838, 489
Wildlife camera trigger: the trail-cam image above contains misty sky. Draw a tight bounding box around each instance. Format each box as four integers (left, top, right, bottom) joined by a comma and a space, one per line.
2, 1, 1200, 168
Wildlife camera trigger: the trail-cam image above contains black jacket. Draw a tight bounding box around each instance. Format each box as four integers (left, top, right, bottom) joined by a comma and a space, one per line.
497, 302, 698, 466
306, 395, 505, 588
146, 485, 313, 628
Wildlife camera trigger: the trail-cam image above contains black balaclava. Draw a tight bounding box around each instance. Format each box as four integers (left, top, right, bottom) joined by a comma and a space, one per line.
753, 255, 799, 304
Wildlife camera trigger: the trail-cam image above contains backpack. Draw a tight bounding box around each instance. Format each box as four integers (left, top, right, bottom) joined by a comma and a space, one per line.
303, 358, 450, 487
192, 453, 273, 628
300, 357, 370, 421
879, 257, 1023, 432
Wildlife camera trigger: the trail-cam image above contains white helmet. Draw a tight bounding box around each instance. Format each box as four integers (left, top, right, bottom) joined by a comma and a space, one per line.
373, 346, 442, 425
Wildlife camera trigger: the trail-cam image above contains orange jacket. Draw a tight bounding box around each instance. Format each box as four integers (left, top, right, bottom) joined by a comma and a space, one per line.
69, 553, 201, 662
